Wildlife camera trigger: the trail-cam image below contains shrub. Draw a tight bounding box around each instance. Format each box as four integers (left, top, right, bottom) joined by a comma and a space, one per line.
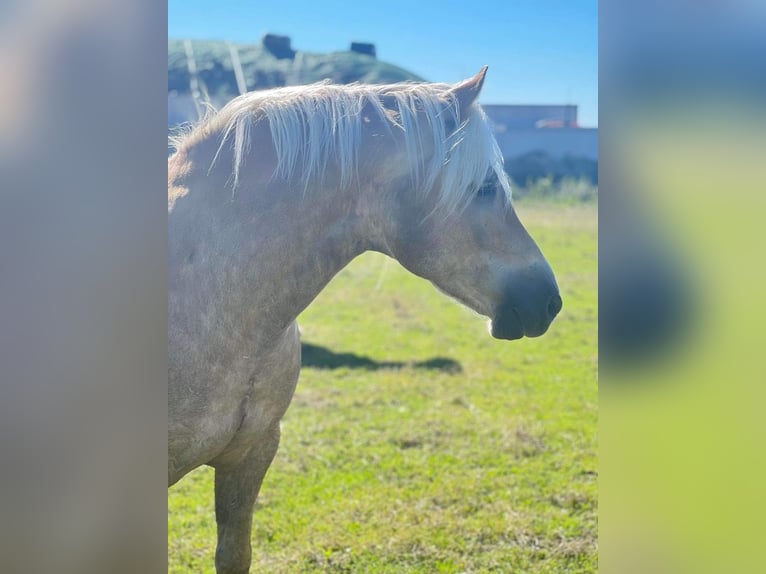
513, 176, 598, 203
505, 151, 598, 187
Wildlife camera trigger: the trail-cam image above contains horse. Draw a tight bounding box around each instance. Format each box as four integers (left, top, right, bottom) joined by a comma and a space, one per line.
168, 67, 561, 573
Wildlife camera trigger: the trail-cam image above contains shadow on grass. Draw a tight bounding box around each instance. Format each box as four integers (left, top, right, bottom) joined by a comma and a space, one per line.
301, 342, 462, 374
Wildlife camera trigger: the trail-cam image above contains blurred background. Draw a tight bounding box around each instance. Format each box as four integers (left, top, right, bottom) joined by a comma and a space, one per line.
600, 2, 766, 573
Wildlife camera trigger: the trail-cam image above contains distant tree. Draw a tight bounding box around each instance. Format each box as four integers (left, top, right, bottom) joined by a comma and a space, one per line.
505, 150, 598, 187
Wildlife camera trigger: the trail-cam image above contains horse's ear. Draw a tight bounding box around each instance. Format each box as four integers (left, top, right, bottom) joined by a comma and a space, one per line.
451, 66, 488, 118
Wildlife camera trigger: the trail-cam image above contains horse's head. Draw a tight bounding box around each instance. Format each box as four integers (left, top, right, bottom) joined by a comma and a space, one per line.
371, 68, 561, 340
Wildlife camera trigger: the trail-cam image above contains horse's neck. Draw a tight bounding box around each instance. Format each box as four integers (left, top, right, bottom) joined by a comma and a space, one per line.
247, 189, 370, 329
169, 159, 372, 352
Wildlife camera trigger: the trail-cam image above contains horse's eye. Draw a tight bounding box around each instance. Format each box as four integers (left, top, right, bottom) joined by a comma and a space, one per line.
477, 182, 497, 199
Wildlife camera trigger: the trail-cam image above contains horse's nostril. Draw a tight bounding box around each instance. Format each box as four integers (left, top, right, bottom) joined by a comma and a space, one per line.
547, 294, 563, 318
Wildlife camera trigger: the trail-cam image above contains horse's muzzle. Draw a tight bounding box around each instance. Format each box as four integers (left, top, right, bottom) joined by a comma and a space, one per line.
490, 268, 562, 340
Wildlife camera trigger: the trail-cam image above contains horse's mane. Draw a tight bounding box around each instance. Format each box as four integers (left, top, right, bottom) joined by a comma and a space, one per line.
171, 80, 511, 213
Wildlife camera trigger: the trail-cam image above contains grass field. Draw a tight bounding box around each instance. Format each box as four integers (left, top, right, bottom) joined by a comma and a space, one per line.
168, 201, 598, 573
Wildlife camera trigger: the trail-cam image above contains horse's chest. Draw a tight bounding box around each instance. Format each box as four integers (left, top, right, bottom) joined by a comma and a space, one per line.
202, 323, 301, 466
168, 325, 300, 477
242, 324, 302, 426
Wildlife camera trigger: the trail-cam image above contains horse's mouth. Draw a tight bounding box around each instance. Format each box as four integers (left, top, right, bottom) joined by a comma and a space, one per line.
490, 308, 525, 340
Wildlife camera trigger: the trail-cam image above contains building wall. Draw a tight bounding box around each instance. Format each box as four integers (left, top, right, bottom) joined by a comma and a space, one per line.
493, 127, 598, 161
483, 104, 579, 129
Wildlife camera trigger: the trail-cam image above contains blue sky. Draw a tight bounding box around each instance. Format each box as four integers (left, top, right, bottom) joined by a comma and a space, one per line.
169, 0, 598, 127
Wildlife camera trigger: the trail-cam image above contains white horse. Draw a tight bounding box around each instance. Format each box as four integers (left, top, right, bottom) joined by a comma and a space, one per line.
168, 68, 561, 573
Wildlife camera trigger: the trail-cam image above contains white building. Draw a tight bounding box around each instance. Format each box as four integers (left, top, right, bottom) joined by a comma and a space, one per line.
483, 104, 598, 160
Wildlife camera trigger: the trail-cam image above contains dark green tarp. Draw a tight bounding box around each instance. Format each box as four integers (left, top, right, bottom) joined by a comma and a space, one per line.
168, 37, 423, 102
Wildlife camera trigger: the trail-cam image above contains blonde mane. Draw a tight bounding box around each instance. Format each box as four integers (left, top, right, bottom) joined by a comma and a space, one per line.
172, 80, 511, 213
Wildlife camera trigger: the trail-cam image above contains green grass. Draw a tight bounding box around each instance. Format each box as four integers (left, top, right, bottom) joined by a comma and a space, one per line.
168, 202, 598, 573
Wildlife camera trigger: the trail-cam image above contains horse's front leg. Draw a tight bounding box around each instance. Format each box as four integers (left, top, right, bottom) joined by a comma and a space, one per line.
212, 425, 281, 574
213, 323, 301, 573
